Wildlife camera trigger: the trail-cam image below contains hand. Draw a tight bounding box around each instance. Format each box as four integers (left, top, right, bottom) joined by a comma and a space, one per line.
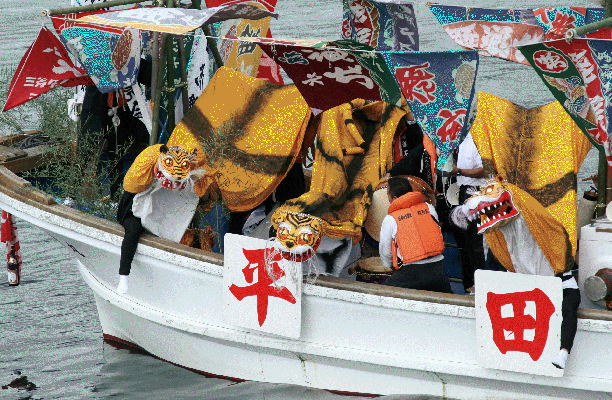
190, 167, 207, 181
450, 166, 459, 176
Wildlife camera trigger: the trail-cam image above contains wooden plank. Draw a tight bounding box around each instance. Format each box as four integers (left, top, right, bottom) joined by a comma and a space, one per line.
0, 145, 52, 174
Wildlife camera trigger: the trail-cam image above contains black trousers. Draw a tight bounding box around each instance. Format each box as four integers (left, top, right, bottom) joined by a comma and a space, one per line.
383, 259, 452, 294
119, 215, 144, 276
561, 287, 581, 352
452, 185, 486, 290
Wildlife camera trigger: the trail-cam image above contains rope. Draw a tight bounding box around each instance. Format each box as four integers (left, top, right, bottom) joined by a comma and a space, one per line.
47, 16, 466, 55
10, 134, 57, 150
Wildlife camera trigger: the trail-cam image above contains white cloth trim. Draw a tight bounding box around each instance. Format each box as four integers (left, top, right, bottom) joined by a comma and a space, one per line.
499, 215, 555, 277
131, 179, 199, 243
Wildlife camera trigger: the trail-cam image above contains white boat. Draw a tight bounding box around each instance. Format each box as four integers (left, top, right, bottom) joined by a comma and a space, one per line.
2, 157, 612, 400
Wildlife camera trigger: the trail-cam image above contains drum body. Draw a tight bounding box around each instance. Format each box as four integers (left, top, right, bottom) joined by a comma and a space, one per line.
351, 257, 394, 285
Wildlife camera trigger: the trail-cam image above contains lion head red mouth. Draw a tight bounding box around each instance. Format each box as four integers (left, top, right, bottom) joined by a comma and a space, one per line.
469, 190, 519, 234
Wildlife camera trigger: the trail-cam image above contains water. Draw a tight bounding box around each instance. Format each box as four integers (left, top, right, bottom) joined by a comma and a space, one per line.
0, 0, 600, 399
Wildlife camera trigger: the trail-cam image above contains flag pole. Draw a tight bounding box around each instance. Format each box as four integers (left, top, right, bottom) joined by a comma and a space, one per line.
599, 1, 612, 216
567, 1, 612, 216
151, 33, 170, 145
177, 37, 190, 115
42, 0, 156, 17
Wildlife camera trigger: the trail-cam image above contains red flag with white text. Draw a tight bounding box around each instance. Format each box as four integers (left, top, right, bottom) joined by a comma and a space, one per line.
2, 26, 93, 112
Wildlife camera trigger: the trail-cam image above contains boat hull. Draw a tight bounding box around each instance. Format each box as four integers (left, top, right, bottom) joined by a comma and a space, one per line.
1, 168, 612, 399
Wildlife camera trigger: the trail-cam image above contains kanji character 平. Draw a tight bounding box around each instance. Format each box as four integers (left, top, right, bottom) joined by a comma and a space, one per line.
229, 248, 296, 326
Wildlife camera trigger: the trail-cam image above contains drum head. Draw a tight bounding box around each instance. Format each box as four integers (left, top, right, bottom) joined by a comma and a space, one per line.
606, 201, 612, 222
364, 185, 390, 242
364, 175, 436, 242
446, 182, 460, 206
357, 257, 393, 273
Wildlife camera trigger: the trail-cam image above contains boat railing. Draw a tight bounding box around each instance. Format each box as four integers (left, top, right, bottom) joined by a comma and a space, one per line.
2, 163, 612, 321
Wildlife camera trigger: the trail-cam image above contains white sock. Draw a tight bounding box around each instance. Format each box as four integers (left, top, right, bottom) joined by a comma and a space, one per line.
117, 275, 129, 294
552, 348, 569, 369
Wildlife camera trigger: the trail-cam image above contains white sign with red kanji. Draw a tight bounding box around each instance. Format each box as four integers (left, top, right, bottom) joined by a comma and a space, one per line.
475, 270, 563, 377
223, 234, 302, 339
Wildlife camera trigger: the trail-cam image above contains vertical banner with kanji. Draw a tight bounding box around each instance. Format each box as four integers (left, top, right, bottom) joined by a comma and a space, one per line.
384, 51, 479, 169
519, 39, 612, 172
342, 0, 419, 51
223, 234, 302, 338
475, 270, 563, 377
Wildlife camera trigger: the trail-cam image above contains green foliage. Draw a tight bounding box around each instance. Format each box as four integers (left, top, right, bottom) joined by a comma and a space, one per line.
0, 67, 128, 221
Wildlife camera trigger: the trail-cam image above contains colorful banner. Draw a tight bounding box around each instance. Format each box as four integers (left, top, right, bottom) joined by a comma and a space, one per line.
256, 29, 284, 84
428, 5, 605, 65
77, 3, 277, 35
520, 39, 612, 171
342, 0, 419, 51
213, 2, 273, 77
252, 37, 402, 112
187, 29, 213, 109
205, 0, 277, 13
2, 27, 93, 112
384, 51, 479, 168
52, 10, 147, 94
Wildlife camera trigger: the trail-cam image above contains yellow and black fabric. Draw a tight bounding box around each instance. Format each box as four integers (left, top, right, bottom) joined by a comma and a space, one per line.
470, 92, 592, 268
171, 67, 311, 212
272, 99, 408, 243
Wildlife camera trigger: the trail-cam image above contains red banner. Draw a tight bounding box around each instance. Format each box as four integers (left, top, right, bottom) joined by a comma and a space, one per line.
255, 29, 284, 84
2, 27, 93, 112
1, 211, 22, 267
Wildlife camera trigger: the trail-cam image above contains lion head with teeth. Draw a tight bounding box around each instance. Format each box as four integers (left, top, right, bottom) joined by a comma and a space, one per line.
465, 175, 520, 234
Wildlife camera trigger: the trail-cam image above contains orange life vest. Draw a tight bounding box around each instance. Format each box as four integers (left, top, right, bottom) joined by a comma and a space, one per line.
389, 192, 444, 269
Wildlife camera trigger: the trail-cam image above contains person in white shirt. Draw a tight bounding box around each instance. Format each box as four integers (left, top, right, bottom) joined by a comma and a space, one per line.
450, 132, 487, 294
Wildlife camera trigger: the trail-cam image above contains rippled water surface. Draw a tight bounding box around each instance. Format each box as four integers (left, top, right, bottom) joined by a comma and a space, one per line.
0, 0, 600, 398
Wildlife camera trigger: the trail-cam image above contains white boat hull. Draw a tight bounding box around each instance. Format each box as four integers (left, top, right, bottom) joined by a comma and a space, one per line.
2, 170, 612, 399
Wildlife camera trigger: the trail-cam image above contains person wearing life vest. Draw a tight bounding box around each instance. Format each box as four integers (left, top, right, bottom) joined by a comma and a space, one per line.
378, 177, 451, 293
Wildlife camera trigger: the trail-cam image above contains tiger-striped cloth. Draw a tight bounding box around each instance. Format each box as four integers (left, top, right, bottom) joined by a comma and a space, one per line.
1, 211, 22, 267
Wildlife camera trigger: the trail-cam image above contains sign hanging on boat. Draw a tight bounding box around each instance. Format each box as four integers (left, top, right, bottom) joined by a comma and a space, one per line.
223, 233, 302, 339
475, 270, 563, 377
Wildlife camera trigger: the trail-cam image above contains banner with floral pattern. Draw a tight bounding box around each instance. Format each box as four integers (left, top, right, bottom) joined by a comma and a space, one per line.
251, 37, 402, 112
384, 51, 479, 168
520, 39, 612, 172
52, 9, 147, 94
428, 4, 604, 65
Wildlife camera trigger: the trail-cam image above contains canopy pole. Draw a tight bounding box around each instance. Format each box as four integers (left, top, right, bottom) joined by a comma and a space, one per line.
203, 26, 225, 68
595, 1, 612, 217
177, 37, 190, 115
42, 0, 155, 17
150, 32, 160, 145
166, 36, 176, 135
151, 33, 170, 145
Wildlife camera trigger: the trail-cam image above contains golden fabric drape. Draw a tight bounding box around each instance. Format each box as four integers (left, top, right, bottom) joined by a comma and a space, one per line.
471, 92, 591, 258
